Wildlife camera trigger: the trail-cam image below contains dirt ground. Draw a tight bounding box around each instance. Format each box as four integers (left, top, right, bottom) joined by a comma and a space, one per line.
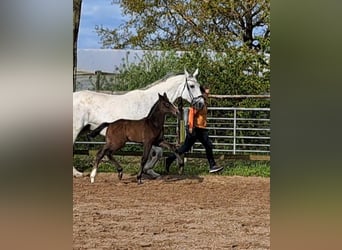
73, 173, 270, 249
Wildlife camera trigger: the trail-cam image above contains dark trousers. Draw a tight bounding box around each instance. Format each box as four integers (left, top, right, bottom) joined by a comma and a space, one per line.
167, 127, 216, 168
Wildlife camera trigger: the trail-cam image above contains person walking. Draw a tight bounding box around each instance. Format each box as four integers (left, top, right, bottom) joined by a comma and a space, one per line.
165, 86, 223, 173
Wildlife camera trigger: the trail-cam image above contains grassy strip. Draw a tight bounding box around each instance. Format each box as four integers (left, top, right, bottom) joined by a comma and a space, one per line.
74, 155, 270, 178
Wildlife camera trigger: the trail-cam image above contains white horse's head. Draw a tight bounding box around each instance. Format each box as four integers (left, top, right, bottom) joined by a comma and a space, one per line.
181, 68, 205, 109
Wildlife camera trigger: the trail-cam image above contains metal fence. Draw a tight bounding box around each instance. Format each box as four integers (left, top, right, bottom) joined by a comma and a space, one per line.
193, 107, 270, 155
162, 107, 270, 155
74, 106, 270, 156
75, 71, 121, 92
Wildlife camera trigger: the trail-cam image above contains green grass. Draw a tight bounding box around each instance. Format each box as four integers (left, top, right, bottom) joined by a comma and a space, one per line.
73, 155, 270, 178
164, 158, 270, 177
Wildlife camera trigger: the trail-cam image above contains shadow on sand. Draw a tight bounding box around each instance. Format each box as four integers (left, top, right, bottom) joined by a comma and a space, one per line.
117, 172, 204, 184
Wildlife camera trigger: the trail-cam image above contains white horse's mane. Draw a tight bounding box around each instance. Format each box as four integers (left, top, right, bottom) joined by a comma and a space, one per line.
140, 72, 183, 90
95, 72, 184, 95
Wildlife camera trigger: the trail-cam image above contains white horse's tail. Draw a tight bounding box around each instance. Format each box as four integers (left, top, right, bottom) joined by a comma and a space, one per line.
87, 122, 110, 139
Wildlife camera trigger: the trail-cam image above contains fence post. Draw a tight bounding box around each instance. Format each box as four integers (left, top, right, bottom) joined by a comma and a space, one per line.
177, 98, 185, 144
233, 108, 236, 155
95, 70, 101, 91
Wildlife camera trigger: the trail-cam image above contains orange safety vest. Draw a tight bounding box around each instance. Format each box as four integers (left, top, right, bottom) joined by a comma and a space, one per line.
188, 106, 207, 129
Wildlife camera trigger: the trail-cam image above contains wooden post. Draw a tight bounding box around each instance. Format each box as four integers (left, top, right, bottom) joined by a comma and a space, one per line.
177, 98, 185, 144
95, 70, 101, 91
176, 98, 185, 169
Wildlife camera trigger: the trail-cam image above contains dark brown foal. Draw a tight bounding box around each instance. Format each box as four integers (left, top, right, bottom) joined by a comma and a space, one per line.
88, 93, 179, 184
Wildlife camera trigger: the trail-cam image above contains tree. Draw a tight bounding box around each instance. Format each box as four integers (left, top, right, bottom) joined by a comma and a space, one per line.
111, 50, 269, 102
73, 0, 82, 92
96, 0, 270, 52
93, 0, 270, 104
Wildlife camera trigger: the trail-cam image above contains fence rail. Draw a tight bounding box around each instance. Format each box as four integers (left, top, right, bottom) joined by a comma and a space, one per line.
190, 107, 270, 155
74, 106, 270, 159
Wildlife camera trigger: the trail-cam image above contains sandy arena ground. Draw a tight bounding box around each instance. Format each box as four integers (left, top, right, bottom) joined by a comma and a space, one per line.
73, 173, 270, 249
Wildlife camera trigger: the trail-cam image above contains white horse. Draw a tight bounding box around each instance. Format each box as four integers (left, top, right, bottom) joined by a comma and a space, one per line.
73, 69, 204, 177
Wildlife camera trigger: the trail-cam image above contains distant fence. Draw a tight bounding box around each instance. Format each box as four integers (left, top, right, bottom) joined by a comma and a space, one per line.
75, 71, 121, 92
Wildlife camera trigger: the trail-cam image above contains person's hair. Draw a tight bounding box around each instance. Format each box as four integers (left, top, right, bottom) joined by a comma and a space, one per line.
200, 86, 209, 104
200, 86, 209, 94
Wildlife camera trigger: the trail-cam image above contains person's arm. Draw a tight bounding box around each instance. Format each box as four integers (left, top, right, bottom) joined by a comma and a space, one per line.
188, 107, 195, 134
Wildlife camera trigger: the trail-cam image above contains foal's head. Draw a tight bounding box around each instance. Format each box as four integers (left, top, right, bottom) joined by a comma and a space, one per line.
156, 93, 179, 117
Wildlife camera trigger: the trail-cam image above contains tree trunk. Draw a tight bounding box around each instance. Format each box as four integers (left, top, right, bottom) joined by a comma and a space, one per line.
73, 0, 82, 92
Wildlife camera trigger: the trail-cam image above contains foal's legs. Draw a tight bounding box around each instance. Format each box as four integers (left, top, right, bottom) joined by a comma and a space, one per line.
106, 153, 124, 180
90, 146, 109, 183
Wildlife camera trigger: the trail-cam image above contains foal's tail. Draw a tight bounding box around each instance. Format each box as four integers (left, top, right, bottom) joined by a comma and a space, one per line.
87, 122, 110, 139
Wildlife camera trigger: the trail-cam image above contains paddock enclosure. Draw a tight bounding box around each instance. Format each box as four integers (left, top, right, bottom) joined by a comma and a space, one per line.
74, 104, 271, 161
73, 174, 270, 249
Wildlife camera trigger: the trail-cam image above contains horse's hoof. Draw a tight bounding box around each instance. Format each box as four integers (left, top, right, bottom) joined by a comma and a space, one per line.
118, 171, 123, 180
90, 177, 95, 183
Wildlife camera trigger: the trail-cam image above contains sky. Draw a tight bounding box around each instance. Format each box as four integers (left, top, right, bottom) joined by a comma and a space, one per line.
78, 0, 126, 49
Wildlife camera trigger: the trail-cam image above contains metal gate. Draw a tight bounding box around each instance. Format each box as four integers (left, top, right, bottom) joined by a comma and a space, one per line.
182, 107, 270, 155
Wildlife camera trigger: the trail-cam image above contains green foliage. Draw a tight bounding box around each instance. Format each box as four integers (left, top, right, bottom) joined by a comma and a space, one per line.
114, 50, 185, 90
103, 48, 269, 109
97, 0, 270, 52
73, 155, 93, 172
